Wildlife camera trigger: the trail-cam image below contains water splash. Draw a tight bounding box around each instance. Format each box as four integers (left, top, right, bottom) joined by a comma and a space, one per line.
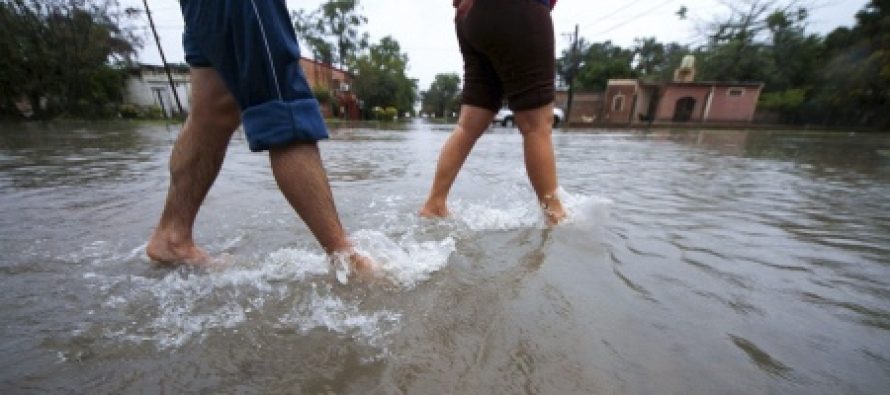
281, 283, 401, 351
559, 188, 612, 234
351, 229, 456, 288
451, 187, 611, 232
82, 247, 396, 350
74, 189, 605, 352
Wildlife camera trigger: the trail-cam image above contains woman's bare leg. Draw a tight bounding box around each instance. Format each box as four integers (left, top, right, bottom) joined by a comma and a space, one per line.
420, 105, 495, 217
514, 103, 566, 225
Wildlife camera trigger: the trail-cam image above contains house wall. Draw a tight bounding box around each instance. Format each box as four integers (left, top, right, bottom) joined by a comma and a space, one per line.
124, 69, 191, 116
555, 91, 603, 123
298, 58, 357, 119
654, 85, 710, 122
634, 86, 655, 122
604, 78, 763, 124
299, 58, 351, 92
603, 81, 639, 123
705, 86, 762, 122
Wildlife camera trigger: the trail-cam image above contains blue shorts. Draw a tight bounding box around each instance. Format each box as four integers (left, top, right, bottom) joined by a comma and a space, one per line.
180, 0, 328, 152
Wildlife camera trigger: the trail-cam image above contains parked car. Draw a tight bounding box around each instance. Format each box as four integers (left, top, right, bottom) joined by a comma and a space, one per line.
493, 107, 565, 127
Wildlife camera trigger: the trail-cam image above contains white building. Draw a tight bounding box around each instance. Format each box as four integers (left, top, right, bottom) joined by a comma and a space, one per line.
124, 64, 191, 117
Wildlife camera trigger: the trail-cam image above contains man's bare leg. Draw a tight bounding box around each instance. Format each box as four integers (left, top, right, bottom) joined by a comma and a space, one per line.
270, 142, 376, 273
420, 105, 495, 217
514, 103, 566, 225
147, 68, 241, 265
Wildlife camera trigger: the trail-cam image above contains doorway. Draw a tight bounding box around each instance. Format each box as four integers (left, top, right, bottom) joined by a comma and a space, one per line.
673, 97, 696, 122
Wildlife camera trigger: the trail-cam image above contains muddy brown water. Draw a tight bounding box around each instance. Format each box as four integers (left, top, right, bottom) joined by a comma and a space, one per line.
1, 121, 888, 394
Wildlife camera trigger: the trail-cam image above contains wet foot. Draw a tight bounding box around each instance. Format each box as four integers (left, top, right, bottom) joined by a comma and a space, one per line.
349, 252, 380, 276
419, 200, 449, 218
331, 249, 382, 281
541, 195, 567, 226
545, 207, 567, 226
146, 232, 212, 267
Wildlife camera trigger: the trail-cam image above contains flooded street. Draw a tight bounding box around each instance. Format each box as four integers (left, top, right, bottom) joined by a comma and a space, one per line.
1, 121, 889, 394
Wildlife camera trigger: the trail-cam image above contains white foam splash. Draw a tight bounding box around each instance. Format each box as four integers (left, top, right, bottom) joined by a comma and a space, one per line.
73, 188, 606, 352
454, 199, 540, 231
559, 188, 612, 229
80, 229, 456, 351
351, 229, 456, 288
81, 247, 400, 350
282, 283, 401, 350
451, 187, 611, 232
136, 250, 334, 348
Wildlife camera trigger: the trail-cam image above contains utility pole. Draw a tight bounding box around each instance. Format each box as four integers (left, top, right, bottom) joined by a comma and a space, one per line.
142, 0, 184, 117
565, 24, 579, 124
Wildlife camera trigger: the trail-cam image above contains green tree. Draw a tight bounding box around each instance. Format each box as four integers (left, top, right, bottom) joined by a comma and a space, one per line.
421, 73, 461, 118
0, 0, 140, 118
758, 88, 806, 122
350, 36, 417, 118
573, 41, 637, 91
292, 0, 369, 69
556, 33, 589, 120
755, 9, 823, 122
556, 37, 587, 87
696, 0, 803, 82
810, 0, 889, 127
632, 37, 666, 79
765, 9, 822, 91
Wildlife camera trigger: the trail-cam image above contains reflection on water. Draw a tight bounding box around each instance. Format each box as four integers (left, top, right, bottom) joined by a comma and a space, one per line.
0, 122, 888, 394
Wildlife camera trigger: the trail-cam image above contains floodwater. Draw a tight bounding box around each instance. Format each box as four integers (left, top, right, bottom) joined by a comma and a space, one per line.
1, 121, 889, 394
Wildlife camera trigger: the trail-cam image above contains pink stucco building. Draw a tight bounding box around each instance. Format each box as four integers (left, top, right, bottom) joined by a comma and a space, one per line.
603, 79, 764, 124
601, 57, 763, 125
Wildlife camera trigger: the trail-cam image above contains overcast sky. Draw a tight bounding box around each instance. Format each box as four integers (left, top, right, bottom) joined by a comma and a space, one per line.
127, 0, 868, 89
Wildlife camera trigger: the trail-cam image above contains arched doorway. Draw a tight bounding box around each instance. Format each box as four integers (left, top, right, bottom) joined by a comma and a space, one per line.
673, 97, 696, 122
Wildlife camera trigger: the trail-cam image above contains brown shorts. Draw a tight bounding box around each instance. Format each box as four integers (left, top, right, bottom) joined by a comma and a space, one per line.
456, 0, 555, 112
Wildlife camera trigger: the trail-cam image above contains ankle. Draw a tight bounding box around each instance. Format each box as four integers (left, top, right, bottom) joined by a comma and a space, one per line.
150, 225, 194, 248
420, 198, 450, 218
325, 237, 355, 256
539, 192, 562, 210
424, 196, 448, 208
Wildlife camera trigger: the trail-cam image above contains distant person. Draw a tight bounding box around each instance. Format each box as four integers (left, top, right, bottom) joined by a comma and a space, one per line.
147, 0, 375, 275
420, 0, 566, 224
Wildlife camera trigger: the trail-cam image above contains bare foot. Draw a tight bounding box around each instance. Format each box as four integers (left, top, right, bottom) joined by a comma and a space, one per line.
331, 249, 381, 282
419, 200, 449, 218
349, 252, 380, 277
146, 231, 212, 266
541, 195, 567, 226
545, 207, 567, 225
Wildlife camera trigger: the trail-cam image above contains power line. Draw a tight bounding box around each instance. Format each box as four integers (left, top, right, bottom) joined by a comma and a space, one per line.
590, 0, 678, 38
581, 2, 647, 29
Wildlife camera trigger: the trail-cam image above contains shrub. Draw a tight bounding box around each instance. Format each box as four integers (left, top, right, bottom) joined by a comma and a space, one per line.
384, 106, 398, 120
371, 106, 385, 120
144, 105, 164, 119
759, 89, 806, 112
119, 104, 140, 119
759, 89, 807, 123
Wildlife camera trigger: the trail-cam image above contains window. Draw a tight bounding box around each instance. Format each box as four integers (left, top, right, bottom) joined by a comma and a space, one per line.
728, 88, 745, 97
613, 94, 625, 112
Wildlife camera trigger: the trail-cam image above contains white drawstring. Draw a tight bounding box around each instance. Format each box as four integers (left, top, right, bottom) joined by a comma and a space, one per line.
249, 0, 284, 101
